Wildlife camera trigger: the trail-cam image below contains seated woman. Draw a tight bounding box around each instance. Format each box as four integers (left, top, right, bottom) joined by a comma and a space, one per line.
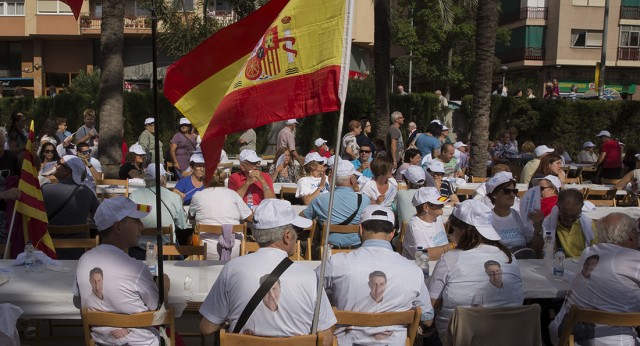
427, 199, 524, 344
491, 130, 519, 165
269, 147, 300, 183
395, 148, 421, 181
295, 152, 329, 205
426, 160, 459, 206
189, 169, 252, 260
530, 153, 565, 186
532, 175, 561, 217
360, 156, 397, 208
173, 153, 206, 205
402, 187, 450, 261
615, 153, 640, 193
38, 141, 60, 178
119, 144, 147, 179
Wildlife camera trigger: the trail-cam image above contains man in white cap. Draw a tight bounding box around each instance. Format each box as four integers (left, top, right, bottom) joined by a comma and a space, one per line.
594, 130, 622, 179
319, 205, 433, 345
200, 199, 336, 343
172, 152, 206, 205
396, 165, 427, 224
138, 117, 163, 165
73, 197, 169, 346
577, 141, 598, 164
439, 125, 452, 145
303, 160, 371, 248
228, 149, 275, 206
402, 187, 450, 260
426, 160, 459, 205
310, 137, 332, 159
277, 119, 303, 165
520, 145, 554, 184
454, 141, 469, 175
237, 128, 257, 152
119, 143, 147, 179
42, 156, 99, 258
129, 164, 187, 259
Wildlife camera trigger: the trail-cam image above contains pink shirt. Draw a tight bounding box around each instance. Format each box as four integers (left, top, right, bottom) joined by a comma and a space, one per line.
228, 172, 274, 206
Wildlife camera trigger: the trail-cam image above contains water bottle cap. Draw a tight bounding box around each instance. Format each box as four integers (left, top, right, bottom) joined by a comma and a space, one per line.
545, 231, 551, 236
416, 246, 423, 250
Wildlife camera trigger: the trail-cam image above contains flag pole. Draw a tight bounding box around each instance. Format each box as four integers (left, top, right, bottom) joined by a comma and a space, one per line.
311, 0, 354, 334
3, 208, 17, 259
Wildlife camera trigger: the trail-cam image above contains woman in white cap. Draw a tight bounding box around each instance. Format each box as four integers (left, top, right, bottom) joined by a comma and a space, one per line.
173, 152, 206, 205
169, 117, 197, 178
119, 143, 147, 179
402, 187, 450, 260
360, 156, 397, 208
269, 147, 300, 183
138, 117, 163, 165
426, 160, 459, 206
577, 141, 598, 164
427, 199, 523, 344
296, 152, 328, 204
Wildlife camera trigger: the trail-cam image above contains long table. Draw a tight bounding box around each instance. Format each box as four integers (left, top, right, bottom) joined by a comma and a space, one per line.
96, 181, 177, 195
0, 258, 578, 319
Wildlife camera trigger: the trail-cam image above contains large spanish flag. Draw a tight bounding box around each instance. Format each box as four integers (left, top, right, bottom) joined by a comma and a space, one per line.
164, 0, 353, 180
14, 121, 56, 258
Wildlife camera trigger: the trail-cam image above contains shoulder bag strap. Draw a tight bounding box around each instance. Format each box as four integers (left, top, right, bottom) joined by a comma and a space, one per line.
181, 133, 197, 152
232, 257, 294, 333
47, 184, 82, 221
339, 193, 362, 226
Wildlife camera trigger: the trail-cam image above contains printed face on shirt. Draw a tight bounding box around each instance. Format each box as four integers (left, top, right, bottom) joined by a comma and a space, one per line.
368, 271, 387, 303
89, 268, 104, 300
581, 255, 599, 279
485, 263, 503, 288
263, 280, 281, 312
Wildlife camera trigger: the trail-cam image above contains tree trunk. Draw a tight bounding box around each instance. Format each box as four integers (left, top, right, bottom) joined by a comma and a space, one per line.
374, 0, 390, 142
97, 0, 125, 178
468, 0, 498, 178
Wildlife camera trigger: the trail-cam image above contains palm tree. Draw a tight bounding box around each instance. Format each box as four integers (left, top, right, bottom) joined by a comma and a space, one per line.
468, 0, 498, 177
97, 0, 125, 178
374, 0, 391, 142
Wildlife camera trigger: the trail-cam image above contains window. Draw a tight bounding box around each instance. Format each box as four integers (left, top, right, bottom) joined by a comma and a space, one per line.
573, 0, 605, 6
620, 26, 640, 47
173, 0, 194, 12
37, 0, 72, 14
571, 29, 602, 47
0, 0, 24, 15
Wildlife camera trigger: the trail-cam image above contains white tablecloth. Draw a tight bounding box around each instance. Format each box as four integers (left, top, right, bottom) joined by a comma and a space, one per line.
273, 183, 297, 195
96, 181, 177, 195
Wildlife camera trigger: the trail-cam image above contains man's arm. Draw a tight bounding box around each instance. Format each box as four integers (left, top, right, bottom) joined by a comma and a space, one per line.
390, 138, 398, 164
200, 317, 223, 335
594, 151, 606, 167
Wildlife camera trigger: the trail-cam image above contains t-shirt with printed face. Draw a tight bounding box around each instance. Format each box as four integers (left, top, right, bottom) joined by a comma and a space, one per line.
491, 209, 528, 251
402, 215, 449, 260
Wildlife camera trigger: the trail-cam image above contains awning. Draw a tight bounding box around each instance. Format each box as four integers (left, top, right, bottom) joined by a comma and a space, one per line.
558, 81, 636, 94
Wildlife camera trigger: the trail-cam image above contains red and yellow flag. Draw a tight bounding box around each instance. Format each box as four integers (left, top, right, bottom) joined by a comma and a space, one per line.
164, 0, 352, 180
15, 121, 56, 258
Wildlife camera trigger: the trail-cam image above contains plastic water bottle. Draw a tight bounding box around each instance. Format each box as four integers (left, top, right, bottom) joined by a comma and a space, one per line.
553, 248, 565, 277
24, 241, 35, 272
146, 242, 158, 276
414, 246, 424, 264
246, 194, 253, 209
419, 251, 430, 280
543, 231, 554, 269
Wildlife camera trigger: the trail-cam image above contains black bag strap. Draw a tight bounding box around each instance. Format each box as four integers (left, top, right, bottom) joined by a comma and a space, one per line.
146, 188, 175, 221
47, 184, 81, 221
339, 193, 362, 226
232, 257, 293, 333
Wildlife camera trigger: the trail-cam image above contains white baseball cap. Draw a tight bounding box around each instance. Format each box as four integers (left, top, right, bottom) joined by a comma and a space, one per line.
452, 199, 501, 241
401, 165, 426, 185
454, 142, 467, 149
314, 138, 327, 147
596, 130, 611, 138
485, 172, 516, 194
95, 197, 151, 231
238, 149, 261, 163
179, 117, 191, 125
543, 175, 562, 190
360, 205, 395, 225
304, 152, 327, 165
190, 153, 205, 164
253, 199, 312, 230
534, 145, 554, 157
61, 155, 87, 185
129, 143, 146, 156
426, 160, 445, 174
336, 160, 361, 177
144, 117, 155, 125
442, 125, 450, 131
583, 141, 595, 148
412, 187, 448, 206
146, 164, 168, 178
635, 153, 640, 160
430, 119, 443, 125
285, 119, 299, 125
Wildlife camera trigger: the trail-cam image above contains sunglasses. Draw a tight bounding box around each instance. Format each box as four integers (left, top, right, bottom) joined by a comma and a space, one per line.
44, 150, 55, 154
80, 150, 92, 155
540, 185, 554, 191
360, 150, 371, 153
498, 188, 518, 195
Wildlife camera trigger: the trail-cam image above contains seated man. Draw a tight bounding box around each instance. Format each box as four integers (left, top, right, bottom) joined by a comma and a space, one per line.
351, 144, 373, 179
319, 205, 433, 345
303, 160, 370, 248
542, 189, 597, 258
73, 197, 170, 346
549, 213, 640, 345
172, 153, 206, 205
199, 199, 335, 344
228, 149, 275, 206
76, 142, 102, 192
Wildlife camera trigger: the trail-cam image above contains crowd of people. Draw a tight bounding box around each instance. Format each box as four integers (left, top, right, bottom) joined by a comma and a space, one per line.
2, 108, 639, 346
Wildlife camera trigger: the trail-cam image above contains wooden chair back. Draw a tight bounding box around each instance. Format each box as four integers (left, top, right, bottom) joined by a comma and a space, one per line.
585, 188, 616, 206
82, 307, 175, 346
304, 220, 316, 260
195, 223, 247, 239
162, 244, 207, 260
280, 186, 297, 199
557, 305, 640, 346
601, 178, 621, 185
397, 221, 408, 254
47, 224, 97, 251
220, 329, 322, 346
320, 224, 360, 247
456, 188, 475, 199
141, 225, 174, 244
240, 239, 302, 260
564, 177, 580, 184
261, 155, 275, 161
333, 307, 421, 346
471, 176, 488, 183
98, 179, 129, 198
587, 199, 616, 207
218, 162, 233, 170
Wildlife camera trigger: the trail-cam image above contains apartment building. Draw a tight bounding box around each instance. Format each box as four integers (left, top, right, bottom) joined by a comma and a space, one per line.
0, 0, 373, 98
497, 0, 640, 98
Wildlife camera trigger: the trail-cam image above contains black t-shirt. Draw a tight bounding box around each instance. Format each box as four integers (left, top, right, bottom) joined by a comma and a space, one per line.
119, 162, 142, 179
0, 150, 20, 177
355, 134, 376, 157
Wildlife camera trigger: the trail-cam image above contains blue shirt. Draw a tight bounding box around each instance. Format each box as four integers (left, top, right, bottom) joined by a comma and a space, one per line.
174, 176, 205, 205
303, 186, 371, 246
415, 134, 441, 159
351, 158, 373, 178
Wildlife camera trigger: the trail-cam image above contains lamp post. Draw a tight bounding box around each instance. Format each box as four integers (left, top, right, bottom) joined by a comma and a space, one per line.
501, 65, 508, 89
390, 64, 395, 93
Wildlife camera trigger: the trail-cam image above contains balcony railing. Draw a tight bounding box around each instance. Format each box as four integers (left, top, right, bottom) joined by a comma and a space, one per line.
620, 6, 640, 20
501, 7, 547, 24
79, 13, 151, 32
497, 47, 544, 63
206, 9, 237, 26
618, 47, 640, 61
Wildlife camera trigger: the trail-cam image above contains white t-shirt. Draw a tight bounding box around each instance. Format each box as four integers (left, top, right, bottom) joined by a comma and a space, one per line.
319, 241, 433, 346
360, 178, 398, 208
295, 176, 329, 198
491, 209, 528, 251
427, 244, 523, 344
200, 248, 336, 336
549, 243, 640, 345
73, 244, 159, 346
402, 215, 449, 260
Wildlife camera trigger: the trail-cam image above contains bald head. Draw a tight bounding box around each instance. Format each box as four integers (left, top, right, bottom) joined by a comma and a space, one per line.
597, 213, 637, 247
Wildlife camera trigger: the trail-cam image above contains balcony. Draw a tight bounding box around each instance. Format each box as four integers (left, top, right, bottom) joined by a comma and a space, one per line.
206, 10, 237, 27
79, 12, 151, 34
497, 47, 544, 63
618, 47, 640, 61
620, 6, 640, 20
501, 7, 547, 25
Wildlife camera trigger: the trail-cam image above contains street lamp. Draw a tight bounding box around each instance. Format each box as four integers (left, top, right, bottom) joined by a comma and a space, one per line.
390, 65, 395, 93
501, 65, 508, 89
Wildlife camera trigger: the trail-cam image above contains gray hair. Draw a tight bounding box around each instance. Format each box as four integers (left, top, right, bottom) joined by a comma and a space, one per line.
335, 175, 353, 186
390, 111, 403, 123
144, 175, 165, 188
596, 212, 636, 245
408, 122, 417, 131
254, 224, 291, 246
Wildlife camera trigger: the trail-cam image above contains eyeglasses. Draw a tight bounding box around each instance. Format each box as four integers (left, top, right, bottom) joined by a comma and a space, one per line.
44, 150, 55, 154
498, 188, 518, 195
80, 150, 92, 155
360, 150, 371, 153
540, 185, 554, 191
180, 124, 190, 127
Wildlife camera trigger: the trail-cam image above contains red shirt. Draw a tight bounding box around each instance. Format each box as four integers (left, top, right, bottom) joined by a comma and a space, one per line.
601, 140, 622, 168
541, 195, 558, 217
310, 147, 332, 158
227, 171, 275, 206
121, 139, 128, 165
